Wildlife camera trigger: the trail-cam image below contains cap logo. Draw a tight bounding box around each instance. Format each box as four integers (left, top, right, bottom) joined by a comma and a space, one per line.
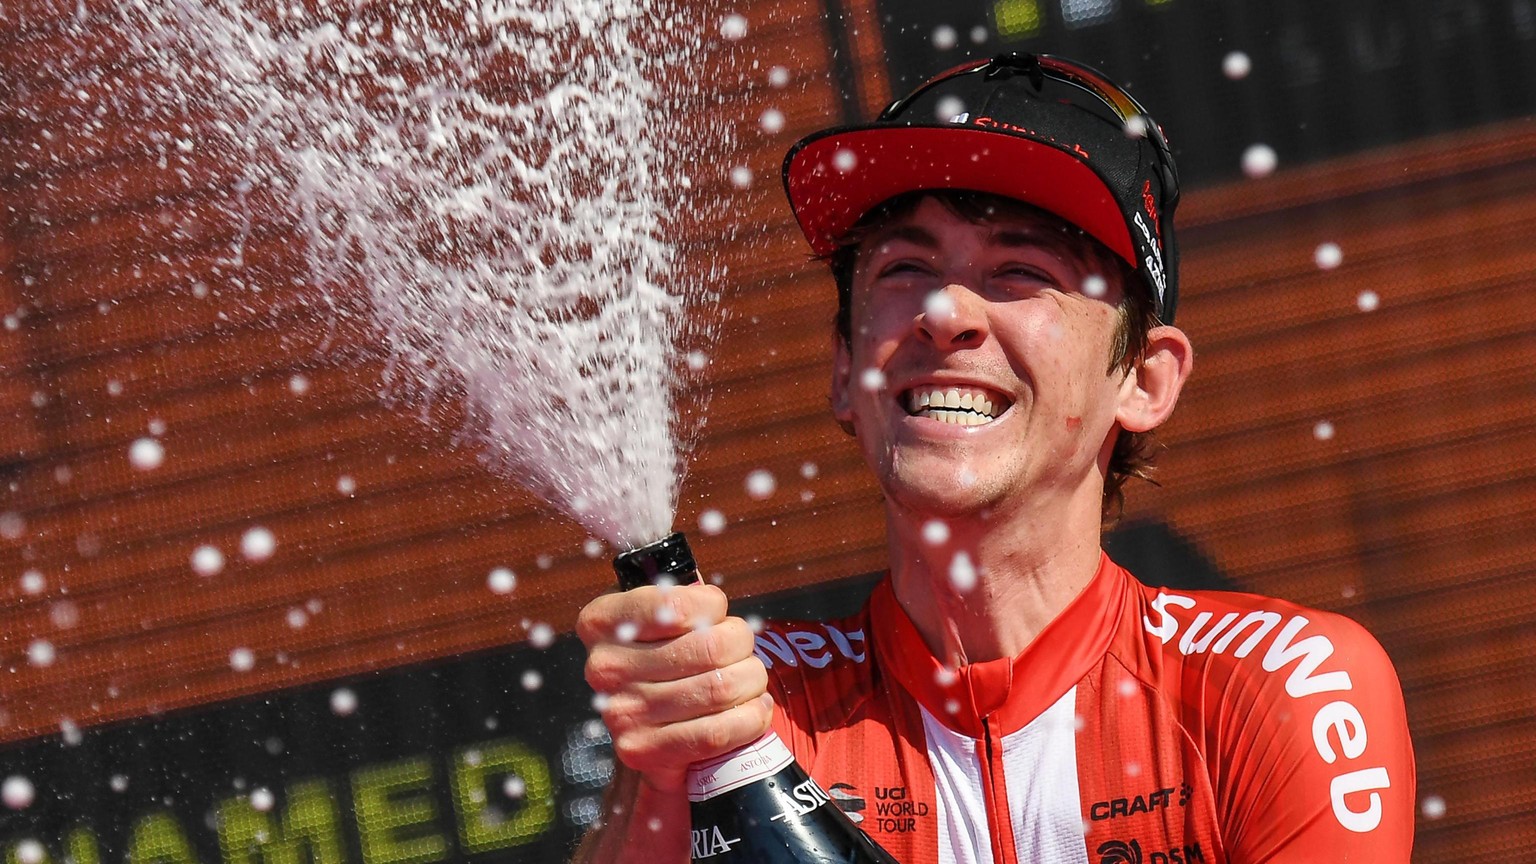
1133, 210, 1167, 304
1141, 180, 1161, 240
972, 116, 1091, 159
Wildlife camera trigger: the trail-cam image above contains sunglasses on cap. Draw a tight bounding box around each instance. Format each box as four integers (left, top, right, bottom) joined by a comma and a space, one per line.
877, 52, 1180, 215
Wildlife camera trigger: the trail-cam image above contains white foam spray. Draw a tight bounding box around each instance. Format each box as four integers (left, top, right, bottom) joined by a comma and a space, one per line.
8, 0, 731, 547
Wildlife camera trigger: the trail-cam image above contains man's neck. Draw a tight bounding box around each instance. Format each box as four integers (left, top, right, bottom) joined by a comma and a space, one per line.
883, 488, 1105, 666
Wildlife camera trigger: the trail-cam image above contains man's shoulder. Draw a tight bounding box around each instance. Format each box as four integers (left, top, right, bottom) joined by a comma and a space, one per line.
1123, 578, 1409, 778
1116, 576, 1404, 737
1132, 579, 1393, 676
1120, 579, 1414, 840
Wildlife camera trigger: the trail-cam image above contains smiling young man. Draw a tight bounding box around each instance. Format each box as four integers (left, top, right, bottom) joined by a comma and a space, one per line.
574, 54, 1415, 863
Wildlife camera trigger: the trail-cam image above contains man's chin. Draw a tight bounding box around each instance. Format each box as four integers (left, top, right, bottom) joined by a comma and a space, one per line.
881, 472, 999, 520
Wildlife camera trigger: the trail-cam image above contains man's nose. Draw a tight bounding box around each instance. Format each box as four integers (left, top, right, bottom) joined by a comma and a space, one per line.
915, 284, 988, 349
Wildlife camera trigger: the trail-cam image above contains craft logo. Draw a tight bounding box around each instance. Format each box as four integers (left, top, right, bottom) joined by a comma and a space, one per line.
1089, 782, 1192, 821
1098, 839, 1206, 864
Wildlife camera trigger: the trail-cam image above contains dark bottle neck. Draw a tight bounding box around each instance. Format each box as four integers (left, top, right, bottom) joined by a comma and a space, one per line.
613, 531, 698, 589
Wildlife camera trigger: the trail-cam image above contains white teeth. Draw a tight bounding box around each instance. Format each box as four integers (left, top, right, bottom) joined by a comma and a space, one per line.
906, 386, 1007, 422
918, 408, 991, 425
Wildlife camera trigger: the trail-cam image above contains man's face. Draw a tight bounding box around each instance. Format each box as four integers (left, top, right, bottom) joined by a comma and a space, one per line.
831, 197, 1134, 519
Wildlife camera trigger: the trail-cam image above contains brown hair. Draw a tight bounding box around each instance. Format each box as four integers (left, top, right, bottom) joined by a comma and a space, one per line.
824, 190, 1163, 526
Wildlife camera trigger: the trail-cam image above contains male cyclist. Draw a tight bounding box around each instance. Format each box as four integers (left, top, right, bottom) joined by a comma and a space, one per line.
576, 53, 1415, 863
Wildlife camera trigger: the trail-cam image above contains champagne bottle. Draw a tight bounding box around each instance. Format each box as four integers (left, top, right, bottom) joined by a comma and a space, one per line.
613, 532, 900, 863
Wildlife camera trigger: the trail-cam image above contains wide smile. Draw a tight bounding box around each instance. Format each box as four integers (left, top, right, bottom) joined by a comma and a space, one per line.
902, 385, 1013, 427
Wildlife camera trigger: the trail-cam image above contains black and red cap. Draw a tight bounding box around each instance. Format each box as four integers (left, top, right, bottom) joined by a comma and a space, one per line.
782, 53, 1182, 322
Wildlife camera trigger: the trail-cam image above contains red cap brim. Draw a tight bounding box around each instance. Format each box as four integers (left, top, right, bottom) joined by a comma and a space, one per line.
783, 126, 1135, 266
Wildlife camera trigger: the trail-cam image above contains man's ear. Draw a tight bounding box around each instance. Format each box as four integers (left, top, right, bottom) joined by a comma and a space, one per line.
830, 332, 856, 435
1116, 325, 1193, 433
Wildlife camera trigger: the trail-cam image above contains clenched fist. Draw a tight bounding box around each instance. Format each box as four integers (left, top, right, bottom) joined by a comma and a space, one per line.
577, 583, 774, 792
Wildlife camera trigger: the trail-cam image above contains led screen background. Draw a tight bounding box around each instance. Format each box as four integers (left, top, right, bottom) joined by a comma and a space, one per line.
3, 1, 1536, 862
869, 0, 1536, 184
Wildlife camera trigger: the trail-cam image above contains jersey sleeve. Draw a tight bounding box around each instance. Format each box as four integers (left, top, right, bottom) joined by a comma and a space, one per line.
760, 630, 818, 766
751, 617, 824, 767
1212, 609, 1416, 862
750, 613, 878, 771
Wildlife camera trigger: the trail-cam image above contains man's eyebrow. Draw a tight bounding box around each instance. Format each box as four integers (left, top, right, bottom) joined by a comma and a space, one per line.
990, 228, 1064, 250
864, 225, 940, 251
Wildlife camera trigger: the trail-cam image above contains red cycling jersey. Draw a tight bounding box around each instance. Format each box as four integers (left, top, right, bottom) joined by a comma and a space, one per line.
754, 553, 1415, 864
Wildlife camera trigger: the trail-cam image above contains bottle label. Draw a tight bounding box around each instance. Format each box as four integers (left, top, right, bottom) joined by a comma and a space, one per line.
686, 732, 794, 802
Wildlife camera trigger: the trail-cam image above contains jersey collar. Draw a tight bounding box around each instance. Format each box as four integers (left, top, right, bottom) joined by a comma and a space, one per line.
869, 551, 1130, 738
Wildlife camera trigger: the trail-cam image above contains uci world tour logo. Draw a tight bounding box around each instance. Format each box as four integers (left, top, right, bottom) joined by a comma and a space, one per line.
1098, 839, 1142, 864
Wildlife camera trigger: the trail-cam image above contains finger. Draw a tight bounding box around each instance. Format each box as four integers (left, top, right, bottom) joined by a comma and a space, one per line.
585, 617, 758, 692
611, 693, 775, 775
606, 656, 769, 728
576, 583, 728, 647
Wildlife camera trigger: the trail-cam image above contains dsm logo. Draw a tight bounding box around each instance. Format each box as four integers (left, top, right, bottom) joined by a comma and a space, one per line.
1098, 839, 1206, 864
1098, 840, 1143, 864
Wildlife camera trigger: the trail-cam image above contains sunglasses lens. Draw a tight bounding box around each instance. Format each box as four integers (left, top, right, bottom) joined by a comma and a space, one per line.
888, 56, 1139, 131
879, 53, 1178, 203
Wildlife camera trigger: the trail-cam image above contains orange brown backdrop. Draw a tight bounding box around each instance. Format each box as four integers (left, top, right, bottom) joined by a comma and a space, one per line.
2, 1, 1534, 862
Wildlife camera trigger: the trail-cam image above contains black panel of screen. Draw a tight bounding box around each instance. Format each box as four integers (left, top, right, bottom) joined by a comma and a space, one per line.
868, 0, 1536, 185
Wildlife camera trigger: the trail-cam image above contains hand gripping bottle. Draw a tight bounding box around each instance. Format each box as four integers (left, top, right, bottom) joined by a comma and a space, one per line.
613, 532, 900, 863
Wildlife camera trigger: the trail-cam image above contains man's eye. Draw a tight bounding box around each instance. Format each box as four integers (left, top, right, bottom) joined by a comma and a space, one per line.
877, 261, 930, 277
996, 265, 1051, 281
